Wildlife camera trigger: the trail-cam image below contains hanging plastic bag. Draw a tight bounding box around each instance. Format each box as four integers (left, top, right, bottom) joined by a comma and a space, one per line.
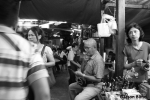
103, 14, 117, 35
97, 14, 117, 37
108, 19, 117, 35
97, 15, 111, 37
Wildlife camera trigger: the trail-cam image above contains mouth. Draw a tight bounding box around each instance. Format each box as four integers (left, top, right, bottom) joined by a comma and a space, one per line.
28, 39, 33, 41
131, 37, 136, 39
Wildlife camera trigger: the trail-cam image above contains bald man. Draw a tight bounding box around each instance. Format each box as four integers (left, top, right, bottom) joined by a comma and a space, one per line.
69, 38, 105, 100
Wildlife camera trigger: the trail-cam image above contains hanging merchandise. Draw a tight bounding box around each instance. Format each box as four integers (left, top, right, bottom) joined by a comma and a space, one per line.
97, 14, 117, 37
97, 14, 111, 37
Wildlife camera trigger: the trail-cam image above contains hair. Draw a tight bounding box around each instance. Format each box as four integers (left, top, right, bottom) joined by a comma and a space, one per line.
84, 38, 97, 49
0, 0, 19, 27
125, 22, 144, 44
28, 26, 45, 43
52, 48, 57, 52
108, 51, 115, 61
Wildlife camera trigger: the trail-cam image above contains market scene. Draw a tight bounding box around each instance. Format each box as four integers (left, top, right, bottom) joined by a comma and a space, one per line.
0, 0, 150, 100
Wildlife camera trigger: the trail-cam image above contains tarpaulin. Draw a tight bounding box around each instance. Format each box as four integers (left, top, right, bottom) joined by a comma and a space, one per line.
19, 0, 101, 25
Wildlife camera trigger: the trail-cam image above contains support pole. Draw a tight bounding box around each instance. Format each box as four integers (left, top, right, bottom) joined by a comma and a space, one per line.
15, 0, 22, 32
99, 0, 104, 56
115, 0, 125, 77
100, 37, 104, 56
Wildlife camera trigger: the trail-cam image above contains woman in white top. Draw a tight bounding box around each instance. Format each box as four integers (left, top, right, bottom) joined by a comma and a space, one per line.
27, 26, 56, 87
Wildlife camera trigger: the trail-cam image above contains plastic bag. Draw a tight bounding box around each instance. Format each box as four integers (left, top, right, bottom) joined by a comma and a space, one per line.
97, 14, 117, 37
108, 20, 117, 35
97, 15, 111, 37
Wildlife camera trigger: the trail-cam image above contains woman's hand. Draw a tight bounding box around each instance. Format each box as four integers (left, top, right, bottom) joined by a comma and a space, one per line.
134, 59, 143, 67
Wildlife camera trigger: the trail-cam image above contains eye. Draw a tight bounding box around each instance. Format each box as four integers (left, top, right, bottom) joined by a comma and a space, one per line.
129, 31, 133, 35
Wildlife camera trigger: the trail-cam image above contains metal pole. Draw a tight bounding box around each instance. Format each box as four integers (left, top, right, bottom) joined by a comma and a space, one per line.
99, 0, 104, 57
15, 0, 22, 32
115, 0, 125, 77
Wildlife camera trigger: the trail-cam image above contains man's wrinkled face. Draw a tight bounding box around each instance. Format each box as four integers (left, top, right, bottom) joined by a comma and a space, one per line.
84, 43, 93, 56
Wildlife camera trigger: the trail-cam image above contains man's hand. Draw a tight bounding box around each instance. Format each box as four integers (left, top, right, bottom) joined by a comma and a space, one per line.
75, 70, 84, 77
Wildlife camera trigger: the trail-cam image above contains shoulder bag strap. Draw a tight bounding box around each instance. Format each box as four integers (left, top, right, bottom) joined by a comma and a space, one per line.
0, 32, 20, 51
41, 45, 46, 56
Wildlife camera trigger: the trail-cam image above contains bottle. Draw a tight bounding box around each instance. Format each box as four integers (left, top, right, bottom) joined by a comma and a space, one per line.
114, 77, 120, 91
110, 79, 115, 91
112, 60, 115, 71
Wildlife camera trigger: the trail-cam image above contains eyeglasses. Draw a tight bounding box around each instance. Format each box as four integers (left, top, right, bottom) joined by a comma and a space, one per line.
84, 46, 92, 50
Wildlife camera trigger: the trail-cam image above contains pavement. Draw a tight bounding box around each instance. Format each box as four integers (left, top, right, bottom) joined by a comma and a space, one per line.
51, 70, 70, 100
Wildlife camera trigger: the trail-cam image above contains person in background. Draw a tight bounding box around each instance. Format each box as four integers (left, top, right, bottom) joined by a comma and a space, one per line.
106, 51, 115, 63
52, 48, 62, 72
105, 51, 115, 81
0, 0, 50, 100
27, 26, 56, 87
69, 38, 105, 100
123, 22, 150, 89
67, 43, 79, 84
59, 48, 67, 70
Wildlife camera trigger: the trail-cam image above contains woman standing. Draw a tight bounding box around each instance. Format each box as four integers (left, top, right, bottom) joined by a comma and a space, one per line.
123, 22, 150, 89
27, 26, 56, 87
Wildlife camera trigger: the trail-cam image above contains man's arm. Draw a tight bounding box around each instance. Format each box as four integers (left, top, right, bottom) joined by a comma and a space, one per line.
75, 71, 101, 82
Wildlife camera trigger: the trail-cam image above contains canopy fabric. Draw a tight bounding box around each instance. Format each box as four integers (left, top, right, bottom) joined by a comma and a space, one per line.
19, 0, 150, 35
19, 0, 101, 25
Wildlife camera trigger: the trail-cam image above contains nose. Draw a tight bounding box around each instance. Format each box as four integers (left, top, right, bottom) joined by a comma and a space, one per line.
130, 31, 135, 36
28, 35, 32, 40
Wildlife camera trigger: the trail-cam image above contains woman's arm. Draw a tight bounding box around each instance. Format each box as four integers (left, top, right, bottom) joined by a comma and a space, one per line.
45, 47, 55, 68
45, 53, 55, 68
124, 56, 136, 69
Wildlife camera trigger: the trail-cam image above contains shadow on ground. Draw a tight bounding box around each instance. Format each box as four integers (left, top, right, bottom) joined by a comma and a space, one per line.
51, 70, 69, 100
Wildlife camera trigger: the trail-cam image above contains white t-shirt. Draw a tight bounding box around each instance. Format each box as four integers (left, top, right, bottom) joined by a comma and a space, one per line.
35, 45, 53, 63
60, 51, 66, 58
67, 49, 75, 66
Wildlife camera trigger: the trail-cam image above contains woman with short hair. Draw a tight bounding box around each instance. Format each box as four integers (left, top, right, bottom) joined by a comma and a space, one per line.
123, 22, 150, 89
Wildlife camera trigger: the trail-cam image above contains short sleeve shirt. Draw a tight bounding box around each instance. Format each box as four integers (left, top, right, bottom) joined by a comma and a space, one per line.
67, 49, 75, 66
84, 51, 105, 88
0, 25, 49, 100
123, 42, 150, 82
36, 45, 53, 63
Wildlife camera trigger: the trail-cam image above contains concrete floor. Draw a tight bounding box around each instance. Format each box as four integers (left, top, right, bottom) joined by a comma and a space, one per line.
51, 70, 70, 100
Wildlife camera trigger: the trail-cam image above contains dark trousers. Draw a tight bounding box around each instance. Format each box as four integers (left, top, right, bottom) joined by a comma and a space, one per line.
68, 66, 77, 85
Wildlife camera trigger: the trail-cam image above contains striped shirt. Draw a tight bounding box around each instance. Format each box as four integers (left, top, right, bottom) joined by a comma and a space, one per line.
0, 25, 49, 100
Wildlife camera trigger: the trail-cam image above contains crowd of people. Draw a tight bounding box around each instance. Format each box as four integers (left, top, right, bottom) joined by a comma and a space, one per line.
0, 0, 150, 100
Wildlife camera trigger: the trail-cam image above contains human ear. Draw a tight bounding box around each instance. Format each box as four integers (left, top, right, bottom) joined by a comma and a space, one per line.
38, 35, 42, 40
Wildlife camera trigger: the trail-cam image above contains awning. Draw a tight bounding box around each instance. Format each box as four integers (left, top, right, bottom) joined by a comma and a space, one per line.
19, 0, 101, 25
